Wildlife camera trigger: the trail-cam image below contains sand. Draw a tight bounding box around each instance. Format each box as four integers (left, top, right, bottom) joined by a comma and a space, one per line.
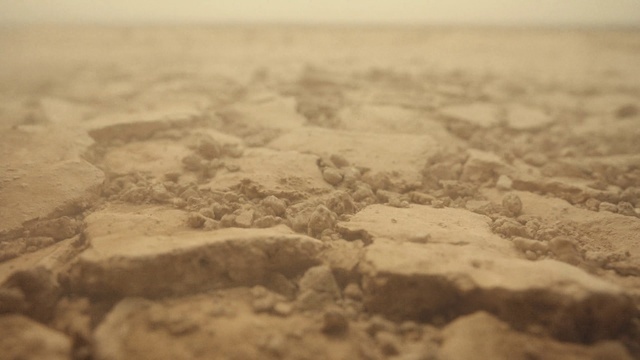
0, 25, 639, 359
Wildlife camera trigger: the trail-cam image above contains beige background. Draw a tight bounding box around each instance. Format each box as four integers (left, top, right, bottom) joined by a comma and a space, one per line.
1, 0, 639, 25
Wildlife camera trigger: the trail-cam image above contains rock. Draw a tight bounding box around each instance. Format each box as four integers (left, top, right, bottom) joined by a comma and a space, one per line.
439, 312, 633, 360
204, 148, 332, 200
307, 205, 337, 238
359, 239, 635, 341
103, 140, 192, 177
94, 292, 380, 360
322, 167, 343, 185
297, 265, 341, 311
440, 102, 502, 128
337, 204, 516, 254
261, 195, 287, 217
0, 127, 104, 241
234, 209, 254, 228
218, 92, 305, 132
269, 127, 447, 186
460, 149, 509, 183
505, 104, 554, 131
68, 226, 323, 297
330, 154, 350, 168
83, 105, 204, 142
599, 202, 618, 213
322, 309, 349, 335
0, 314, 72, 360
496, 175, 513, 190
299, 265, 341, 299
502, 193, 523, 217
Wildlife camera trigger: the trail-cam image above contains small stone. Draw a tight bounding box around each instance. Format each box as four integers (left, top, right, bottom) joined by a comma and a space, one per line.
496, 175, 513, 190
522, 153, 548, 167
375, 331, 401, 356
323, 167, 343, 185
343, 283, 363, 301
182, 154, 204, 171
261, 195, 287, 216
367, 315, 398, 336
617, 202, 636, 217
197, 137, 222, 160
252, 295, 277, 313
585, 198, 600, 211
186, 212, 206, 229
408, 232, 432, 244
273, 302, 293, 317
615, 103, 638, 118
549, 236, 581, 265
0, 315, 72, 360
599, 202, 618, 213
502, 193, 523, 217
299, 265, 341, 298
307, 205, 337, 238
234, 210, 254, 228
352, 184, 375, 201
322, 310, 349, 335
330, 154, 350, 168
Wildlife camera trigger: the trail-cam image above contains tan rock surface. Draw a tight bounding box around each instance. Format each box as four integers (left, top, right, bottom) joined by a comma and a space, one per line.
0, 314, 72, 360
1, 26, 639, 359
439, 312, 633, 360
69, 225, 323, 297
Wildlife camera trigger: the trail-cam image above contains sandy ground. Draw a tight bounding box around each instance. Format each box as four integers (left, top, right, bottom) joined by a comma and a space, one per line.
1, 25, 640, 359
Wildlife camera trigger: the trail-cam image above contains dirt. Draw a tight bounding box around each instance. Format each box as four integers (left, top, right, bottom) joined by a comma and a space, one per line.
1, 25, 639, 360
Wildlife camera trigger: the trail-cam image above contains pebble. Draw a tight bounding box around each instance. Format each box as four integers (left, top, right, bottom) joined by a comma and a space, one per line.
322, 310, 349, 335
502, 193, 523, 217
323, 167, 343, 185
599, 202, 618, 213
330, 154, 350, 168
496, 175, 513, 190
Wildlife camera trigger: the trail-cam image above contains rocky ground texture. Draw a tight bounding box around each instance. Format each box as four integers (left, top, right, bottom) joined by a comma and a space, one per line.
1, 26, 640, 359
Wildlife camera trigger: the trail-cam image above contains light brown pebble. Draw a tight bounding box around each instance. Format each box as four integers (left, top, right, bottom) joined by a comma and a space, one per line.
197, 137, 222, 160
330, 154, 350, 168
322, 310, 349, 335
599, 202, 618, 213
323, 167, 343, 185
343, 283, 363, 301
496, 175, 513, 190
502, 193, 523, 217
617, 202, 636, 217
375, 331, 401, 356
273, 302, 293, 317
186, 213, 206, 229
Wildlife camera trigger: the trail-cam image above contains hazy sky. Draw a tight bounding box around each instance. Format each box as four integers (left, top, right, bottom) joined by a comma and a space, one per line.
1, 0, 639, 26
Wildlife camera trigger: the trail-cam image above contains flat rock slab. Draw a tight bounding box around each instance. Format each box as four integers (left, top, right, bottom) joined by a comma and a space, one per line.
68, 225, 323, 297
102, 140, 192, 176
94, 291, 379, 360
0, 314, 72, 360
204, 148, 332, 199
0, 126, 104, 239
337, 204, 516, 255
218, 92, 306, 130
83, 105, 205, 142
268, 128, 445, 184
83, 204, 190, 241
505, 103, 554, 131
360, 240, 635, 341
439, 312, 632, 360
483, 189, 640, 278
440, 102, 502, 128
337, 104, 455, 140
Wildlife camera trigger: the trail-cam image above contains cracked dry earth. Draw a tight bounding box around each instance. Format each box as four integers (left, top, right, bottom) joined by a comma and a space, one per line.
1, 26, 640, 360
